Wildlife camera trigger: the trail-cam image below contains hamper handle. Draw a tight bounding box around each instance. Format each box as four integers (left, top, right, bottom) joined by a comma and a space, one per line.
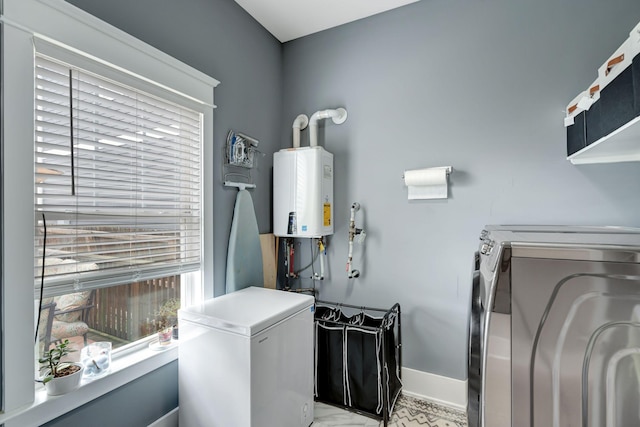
606, 53, 625, 76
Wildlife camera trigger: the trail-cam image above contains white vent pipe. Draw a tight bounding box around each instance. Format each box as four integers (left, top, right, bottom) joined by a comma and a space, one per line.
309, 108, 347, 147
292, 114, 309, 148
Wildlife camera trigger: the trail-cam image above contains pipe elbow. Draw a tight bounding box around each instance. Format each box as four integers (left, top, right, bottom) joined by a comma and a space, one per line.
309, 107, 347, 147
328, 108, 348, 125
309, 108, 347, 126
292, 114, 308, 148
309, 111, 325, 127
292, 114, 309, 130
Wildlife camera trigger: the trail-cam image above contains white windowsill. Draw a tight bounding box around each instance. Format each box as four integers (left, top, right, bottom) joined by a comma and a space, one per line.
0, 342, 178, 427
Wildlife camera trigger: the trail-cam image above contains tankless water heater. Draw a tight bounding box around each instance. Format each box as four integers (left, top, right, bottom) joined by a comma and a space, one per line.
273, 146, 333, 238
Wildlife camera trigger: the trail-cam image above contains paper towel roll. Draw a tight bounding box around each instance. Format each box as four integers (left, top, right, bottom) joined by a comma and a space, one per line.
404, 167, 450, 200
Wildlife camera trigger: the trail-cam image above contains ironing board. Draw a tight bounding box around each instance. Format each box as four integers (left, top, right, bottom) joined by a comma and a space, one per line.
226, 189, 264, 293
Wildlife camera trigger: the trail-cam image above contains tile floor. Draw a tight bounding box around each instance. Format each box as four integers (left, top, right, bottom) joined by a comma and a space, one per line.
313, 402, 380, 426
312, 394, 468, 427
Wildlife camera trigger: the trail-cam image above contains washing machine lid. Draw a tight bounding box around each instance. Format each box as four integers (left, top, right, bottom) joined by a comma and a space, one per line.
485, 225, 640, 241
481, 225, 640, 272
179, 286, 314, 337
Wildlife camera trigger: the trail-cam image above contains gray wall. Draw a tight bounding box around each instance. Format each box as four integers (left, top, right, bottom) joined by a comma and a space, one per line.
43, 362, 178, 427
282, 0, 640, 379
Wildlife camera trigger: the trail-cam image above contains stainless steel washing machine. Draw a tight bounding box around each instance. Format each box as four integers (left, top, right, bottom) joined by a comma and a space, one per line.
468, 225, 640, 427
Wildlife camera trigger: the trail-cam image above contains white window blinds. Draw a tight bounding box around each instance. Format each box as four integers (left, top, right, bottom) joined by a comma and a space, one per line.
35, 55, 203, 295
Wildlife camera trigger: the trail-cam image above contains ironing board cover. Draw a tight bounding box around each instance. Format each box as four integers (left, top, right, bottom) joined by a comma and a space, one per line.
225, 189, 264, 293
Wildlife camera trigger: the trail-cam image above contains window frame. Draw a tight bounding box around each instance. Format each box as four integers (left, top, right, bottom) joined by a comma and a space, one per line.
0, 0, 218, 422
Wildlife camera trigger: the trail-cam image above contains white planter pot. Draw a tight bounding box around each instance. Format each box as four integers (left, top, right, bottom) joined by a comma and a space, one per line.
45, 363, 84, 396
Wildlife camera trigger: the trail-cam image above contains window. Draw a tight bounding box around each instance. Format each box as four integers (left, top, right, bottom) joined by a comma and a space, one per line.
34, 55, 202, 355
1, 0, 217, 417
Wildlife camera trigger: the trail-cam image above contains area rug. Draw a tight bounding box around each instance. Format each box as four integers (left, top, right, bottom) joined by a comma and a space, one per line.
383, 394, 467, 427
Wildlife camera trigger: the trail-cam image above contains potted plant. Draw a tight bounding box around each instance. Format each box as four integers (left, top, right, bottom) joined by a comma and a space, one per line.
154, 298, 180, 345
39, 339, 84, 396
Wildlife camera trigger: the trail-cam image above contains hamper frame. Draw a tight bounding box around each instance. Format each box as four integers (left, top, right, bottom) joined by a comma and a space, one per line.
314, 300, 402, 426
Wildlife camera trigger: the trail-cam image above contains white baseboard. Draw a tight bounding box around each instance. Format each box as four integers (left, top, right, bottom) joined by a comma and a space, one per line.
147, 407, 178, 427
401, 367, 467, 411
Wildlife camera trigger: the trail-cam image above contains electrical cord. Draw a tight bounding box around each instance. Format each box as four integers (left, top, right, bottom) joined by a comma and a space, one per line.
35, 213, 47, 344
294, 239, 320, 275
309, 238, 316, 279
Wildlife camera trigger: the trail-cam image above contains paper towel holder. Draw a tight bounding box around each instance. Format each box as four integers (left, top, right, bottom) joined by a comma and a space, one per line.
402, 166, 453, 200
401, 166, 452, 180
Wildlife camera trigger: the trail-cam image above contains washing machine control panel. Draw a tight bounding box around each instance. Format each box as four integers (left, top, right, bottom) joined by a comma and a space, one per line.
479, 230, 495, 255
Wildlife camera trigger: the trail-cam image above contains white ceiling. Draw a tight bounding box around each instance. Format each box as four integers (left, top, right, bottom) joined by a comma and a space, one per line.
234, 0, 421, 43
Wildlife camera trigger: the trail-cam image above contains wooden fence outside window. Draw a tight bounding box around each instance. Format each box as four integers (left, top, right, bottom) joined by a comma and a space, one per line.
87, 275, 180, 342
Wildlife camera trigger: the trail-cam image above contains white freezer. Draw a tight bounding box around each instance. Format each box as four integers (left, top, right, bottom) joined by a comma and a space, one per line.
178, 287, 315, 427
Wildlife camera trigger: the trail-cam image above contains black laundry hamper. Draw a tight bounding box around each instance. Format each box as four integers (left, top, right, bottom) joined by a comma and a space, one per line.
314, 301, 402, 426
